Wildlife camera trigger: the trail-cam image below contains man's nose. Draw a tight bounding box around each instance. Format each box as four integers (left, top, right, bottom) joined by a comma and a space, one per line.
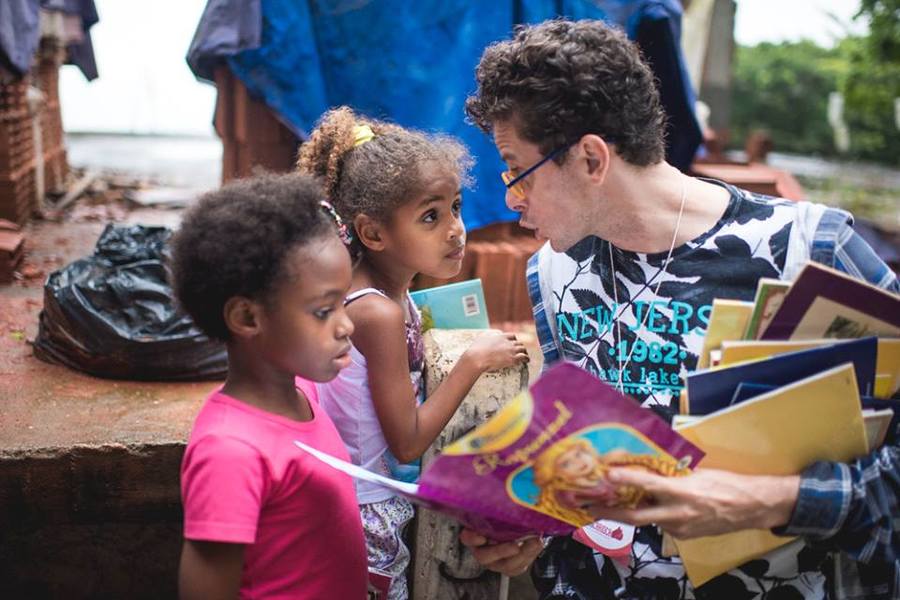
505, 189, 526, 212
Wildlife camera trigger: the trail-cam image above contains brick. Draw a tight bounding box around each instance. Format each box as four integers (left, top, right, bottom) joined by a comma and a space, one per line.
0, 77, 29, 114
213, 67, 234, 141
0, 168, 37, 225
0, 226, 25, 283
0, 112, 36, 176
215, 66, 299, 181
472, 242, 513, 323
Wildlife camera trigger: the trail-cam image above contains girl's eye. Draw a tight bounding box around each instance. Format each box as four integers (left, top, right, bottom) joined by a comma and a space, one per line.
452, 199, 462, 215
314, 307, 334, 320
422, 209, 438, 224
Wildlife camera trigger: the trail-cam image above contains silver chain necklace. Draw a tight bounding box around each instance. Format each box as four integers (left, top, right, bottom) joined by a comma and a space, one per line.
607, 177, 688, 394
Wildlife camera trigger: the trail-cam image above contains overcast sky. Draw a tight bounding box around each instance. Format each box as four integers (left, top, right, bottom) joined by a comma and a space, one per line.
59, 0, 868, 136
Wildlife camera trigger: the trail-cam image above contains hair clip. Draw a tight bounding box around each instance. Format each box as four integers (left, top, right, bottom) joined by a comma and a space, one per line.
320, 200, 353, 245
352, 124, 375, 147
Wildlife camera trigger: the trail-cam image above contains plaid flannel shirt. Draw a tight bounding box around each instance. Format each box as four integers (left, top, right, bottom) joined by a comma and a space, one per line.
775, 208, 900, 599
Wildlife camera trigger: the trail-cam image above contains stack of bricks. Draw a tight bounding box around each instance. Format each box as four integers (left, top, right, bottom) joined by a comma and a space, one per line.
214, 67, 300, 183
413, 222, 544, 325
0, 77, 37, 225
0, 39, 69, 226
35, 42, 69, 195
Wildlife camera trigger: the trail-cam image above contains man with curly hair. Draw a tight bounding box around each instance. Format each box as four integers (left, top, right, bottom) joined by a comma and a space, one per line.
460, 18, 900, 600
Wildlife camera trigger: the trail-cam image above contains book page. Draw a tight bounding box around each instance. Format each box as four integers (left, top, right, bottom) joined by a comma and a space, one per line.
294, 441, 419, 496
791, 297, 900, 340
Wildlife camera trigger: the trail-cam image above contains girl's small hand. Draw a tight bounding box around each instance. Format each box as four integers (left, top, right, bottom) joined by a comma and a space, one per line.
465, 331, 529, 373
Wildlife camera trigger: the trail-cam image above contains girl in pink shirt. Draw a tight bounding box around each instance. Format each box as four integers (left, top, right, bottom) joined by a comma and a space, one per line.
171, 174, 367, 599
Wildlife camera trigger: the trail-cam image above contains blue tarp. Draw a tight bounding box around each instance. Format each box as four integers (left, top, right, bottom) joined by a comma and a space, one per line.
188, 0, 701, 230
0, 0, 99, 80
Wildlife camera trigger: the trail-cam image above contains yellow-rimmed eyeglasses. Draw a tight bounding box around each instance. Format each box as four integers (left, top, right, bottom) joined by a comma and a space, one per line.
501, 143, 573, 200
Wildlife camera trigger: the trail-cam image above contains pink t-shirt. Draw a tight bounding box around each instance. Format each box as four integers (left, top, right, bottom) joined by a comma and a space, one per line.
181, 378, 367, 599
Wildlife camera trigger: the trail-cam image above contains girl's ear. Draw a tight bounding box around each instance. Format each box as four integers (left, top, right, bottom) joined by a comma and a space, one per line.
223, 296, 262, 338
578, 134, 611, 184
354, 213, 386, 252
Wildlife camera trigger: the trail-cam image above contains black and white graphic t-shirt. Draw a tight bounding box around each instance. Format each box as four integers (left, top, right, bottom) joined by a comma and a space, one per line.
529, 184, 833, 598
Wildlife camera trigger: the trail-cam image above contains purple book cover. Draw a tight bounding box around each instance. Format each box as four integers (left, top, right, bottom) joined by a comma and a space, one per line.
296, 362, 704, 542
414, 363, 704, 540
761, 262, 900, 340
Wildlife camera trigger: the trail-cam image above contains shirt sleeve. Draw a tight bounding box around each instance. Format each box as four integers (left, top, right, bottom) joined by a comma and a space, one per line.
822, 214, 900, 293
527, 251, 561, 369
776, 444, 900, 565
181, 434, 268, 544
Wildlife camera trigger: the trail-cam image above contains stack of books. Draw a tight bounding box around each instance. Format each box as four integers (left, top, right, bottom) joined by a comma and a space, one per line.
670, 262, 900, 585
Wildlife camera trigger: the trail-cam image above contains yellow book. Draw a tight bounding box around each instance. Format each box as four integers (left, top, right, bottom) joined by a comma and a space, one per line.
874, 339, 900, 398
697, 299, 754, 369
719, 338, 900, 399
671, 363, 868, 587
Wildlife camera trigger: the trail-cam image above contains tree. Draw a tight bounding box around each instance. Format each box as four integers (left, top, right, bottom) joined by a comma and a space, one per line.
839, 0, 900, 164
730, 41, 842, 156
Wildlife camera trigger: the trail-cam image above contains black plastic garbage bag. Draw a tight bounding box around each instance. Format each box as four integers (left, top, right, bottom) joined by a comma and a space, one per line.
33, 224, 227, 381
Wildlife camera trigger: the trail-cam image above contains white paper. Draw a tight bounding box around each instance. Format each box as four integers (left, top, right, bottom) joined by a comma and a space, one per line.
293, 440, 420, 496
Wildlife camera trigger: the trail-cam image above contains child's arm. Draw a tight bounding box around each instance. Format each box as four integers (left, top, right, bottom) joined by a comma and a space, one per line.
350, 296, 527, 463
179, 540, 244, 600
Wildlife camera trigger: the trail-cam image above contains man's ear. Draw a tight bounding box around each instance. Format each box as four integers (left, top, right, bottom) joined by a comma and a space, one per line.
354, 213, 386, 252
578, 134, 611, 184
223, 296, 262, 339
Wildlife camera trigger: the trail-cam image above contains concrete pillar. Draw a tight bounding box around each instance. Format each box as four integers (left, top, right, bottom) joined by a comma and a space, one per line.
700, 0, 737, 134
410, 329, 529, 600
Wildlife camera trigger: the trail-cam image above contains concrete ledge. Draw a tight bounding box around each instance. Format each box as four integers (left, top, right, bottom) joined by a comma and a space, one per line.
0, 327, 530, 598
0, 444, 185, 598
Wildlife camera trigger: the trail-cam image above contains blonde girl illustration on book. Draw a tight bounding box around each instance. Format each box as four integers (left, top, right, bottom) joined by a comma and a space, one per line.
532, 436, 685, 525
298, 106, 528, 600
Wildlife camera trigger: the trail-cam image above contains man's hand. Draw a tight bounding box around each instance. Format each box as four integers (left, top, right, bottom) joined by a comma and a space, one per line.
572, 468, 801, 539
459, 529, 543, 577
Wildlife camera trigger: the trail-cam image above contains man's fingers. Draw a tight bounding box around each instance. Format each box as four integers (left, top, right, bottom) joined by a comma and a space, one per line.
606, 467, 673, 495
479, 537, 543, 577
471, 539, 527, 565
459, 528, 488, 548
584, 502, 690, 530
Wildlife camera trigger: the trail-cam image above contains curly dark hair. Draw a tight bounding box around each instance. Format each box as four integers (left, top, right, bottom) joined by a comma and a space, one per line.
169, 173, 335, 341
465, 19, 666, 166
296, 106, 472, 258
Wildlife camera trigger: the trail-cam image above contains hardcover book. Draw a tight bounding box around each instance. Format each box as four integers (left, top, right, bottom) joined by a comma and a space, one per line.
683, 337, 878, 415
410, 279, 490, 331
759, 262, 900, 341
673, 364, 869, 586
697, 299, 754, 369
743, 278, 791, 340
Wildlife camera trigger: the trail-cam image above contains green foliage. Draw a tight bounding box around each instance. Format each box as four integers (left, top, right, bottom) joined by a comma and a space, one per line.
730, 41, 842, 156
840, 4, 900, 164
731, 30, 900, 165
857, 0, 900, 62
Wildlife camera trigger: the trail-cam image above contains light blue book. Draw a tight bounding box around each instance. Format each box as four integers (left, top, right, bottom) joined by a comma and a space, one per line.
410, 279, 490, 331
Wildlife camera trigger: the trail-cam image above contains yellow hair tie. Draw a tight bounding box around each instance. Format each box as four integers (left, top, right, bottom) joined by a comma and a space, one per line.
352, 124, 375, 147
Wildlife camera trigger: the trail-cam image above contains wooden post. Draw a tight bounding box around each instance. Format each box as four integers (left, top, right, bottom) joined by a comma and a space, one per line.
410, 329, 528, 600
